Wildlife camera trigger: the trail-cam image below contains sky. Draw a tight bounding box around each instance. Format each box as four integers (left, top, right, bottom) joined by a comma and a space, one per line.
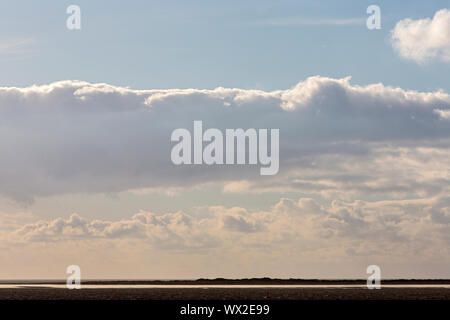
0, 0, 449, 280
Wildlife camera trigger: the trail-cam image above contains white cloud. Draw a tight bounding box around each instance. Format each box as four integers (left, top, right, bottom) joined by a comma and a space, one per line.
4, 196, 449, 259
0, 76, 449, 204
0, 38, 35, 57
435, 108, 450, 120
223, 145, 450, 200
391, 9, 450, 63
7, 211, 216, 250
1, 194, 449, 278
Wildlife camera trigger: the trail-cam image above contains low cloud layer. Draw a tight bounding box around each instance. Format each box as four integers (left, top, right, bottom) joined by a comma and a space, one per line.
391, 9, 450, 63
0, 77, 449, 203
3, 195, 449, 263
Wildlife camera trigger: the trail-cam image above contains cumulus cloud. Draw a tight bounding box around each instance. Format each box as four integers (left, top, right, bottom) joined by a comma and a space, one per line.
0, 77, 449, 203
7, 211, 213, 250
391, 9, 450, 63
3, 196, 449, 260
2, 194, 449, 277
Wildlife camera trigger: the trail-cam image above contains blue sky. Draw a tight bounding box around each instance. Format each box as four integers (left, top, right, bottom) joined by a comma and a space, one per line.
1, 0, 449, 91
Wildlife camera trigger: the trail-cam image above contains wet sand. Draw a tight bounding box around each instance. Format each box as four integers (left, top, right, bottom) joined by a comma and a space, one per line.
1, 279, 449, 300
0, 287, 449, 300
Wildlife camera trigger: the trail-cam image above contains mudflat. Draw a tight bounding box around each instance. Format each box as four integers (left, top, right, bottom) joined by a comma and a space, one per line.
0, 287, 449, 300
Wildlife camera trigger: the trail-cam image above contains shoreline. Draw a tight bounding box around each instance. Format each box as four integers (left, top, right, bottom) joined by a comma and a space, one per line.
1, 278, 450, 285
